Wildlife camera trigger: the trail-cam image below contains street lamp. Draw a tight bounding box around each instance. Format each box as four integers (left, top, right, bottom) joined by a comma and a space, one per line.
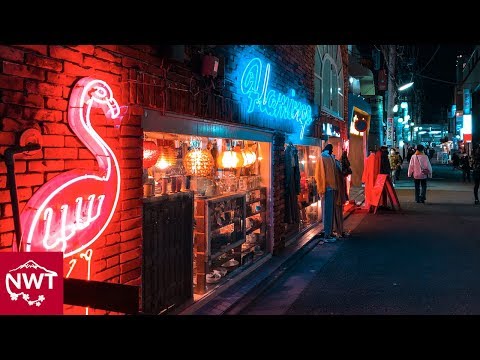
393, 104, 399, 112
398, 82, 414, 91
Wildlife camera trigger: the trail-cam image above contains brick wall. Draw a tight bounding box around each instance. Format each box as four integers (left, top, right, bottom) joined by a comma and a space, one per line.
0, 45, 170, 314
0, 44, 329, 310
272, 132, 286, 252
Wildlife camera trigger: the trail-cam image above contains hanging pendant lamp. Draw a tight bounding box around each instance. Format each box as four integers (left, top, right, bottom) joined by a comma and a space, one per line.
183, 148, 214, 177
155, 140, 177, 170
143, 140, 160, 169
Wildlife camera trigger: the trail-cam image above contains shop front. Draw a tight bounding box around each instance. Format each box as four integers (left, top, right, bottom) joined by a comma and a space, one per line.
142, 111, 273, 307
283, 133, 322, 243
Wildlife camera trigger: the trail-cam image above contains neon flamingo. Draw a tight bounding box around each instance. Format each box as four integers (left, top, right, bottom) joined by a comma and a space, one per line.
19, 77, 122, 258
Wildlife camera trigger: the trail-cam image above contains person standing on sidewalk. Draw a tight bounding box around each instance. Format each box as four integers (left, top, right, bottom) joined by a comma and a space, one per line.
408, 144, 433, 203
388, 148, 401, 186
459, 152, 471, 183
471, 144, 480, 205
315, 144, 338, 242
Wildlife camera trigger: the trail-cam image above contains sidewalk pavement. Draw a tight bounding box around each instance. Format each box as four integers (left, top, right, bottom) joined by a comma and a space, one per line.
179, 186, 365, 315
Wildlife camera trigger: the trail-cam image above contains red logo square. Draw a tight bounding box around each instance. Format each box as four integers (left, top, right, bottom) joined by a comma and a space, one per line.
0, 252, 63, 315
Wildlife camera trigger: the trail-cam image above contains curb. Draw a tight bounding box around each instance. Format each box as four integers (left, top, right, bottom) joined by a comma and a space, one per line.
183, 191, 364, 315
223, 203, 359, 315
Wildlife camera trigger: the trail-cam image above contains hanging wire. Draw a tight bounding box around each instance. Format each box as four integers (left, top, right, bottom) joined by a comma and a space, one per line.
418, 45, 441, 74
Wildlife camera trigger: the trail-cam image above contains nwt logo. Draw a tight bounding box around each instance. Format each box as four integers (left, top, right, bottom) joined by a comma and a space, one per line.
0, 252, 63, 315
6, 260, 58, 307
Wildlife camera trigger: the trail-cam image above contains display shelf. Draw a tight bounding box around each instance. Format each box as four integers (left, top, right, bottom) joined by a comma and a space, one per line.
246, 197, 263, 206
241, 242, 257, 252
246, 186, 264, 192
246, 210, 264, 218
193, 192, 246, 295
210, 221, 236, 232
246, 222, 263, 235
210, 238, 246, 261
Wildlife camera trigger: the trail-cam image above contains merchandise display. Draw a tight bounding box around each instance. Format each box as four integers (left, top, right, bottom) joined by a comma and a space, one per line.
142, 132, 271, 298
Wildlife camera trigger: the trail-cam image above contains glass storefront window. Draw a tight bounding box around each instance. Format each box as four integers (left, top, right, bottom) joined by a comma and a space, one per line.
296, 145, 321, 231
142, 131, 271, 299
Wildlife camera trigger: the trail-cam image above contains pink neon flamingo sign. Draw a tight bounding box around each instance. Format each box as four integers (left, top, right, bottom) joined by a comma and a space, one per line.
19, 77, 123, 258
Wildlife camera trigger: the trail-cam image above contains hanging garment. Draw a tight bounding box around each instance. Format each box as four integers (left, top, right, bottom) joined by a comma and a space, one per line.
284, 144, 300, 224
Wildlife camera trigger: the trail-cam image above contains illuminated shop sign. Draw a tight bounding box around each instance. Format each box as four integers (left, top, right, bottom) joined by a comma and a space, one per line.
464, 89, 471, 115
240, 57, 313, 139
462, 114, 472, 142
20, 77, 123, 258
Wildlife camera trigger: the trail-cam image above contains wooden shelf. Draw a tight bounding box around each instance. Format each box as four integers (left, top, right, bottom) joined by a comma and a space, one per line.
210, 238, 245, 261
246, 197, 267, 206
246, 210, 265, 218
210, 221, 236, 232
241, 242, 257, 252
246, 222, 264, 235
246, 187, 265, 193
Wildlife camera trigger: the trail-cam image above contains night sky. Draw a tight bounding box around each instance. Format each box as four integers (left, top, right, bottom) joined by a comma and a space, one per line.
415, 44, 475, 122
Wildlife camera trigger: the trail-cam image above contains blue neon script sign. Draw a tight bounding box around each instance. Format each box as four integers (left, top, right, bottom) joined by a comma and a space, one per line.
240, 58, 313, 139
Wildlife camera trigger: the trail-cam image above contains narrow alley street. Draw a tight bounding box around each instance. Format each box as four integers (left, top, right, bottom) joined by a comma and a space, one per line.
240, 163, 480, 315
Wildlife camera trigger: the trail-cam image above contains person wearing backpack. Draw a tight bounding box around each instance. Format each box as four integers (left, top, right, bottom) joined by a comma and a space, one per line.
407, 144, 433, 203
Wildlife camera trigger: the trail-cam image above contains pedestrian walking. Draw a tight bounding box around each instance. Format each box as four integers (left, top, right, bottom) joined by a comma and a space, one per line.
459, 153, 471, 182
472, 144, 480, 205
388, 148, 401, 186
452, 151, 460, 170
395, 151, 403, 180
408, 144, 433, 203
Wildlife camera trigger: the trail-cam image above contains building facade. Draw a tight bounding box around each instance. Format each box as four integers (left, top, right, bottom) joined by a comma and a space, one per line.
0, 44, 350, 314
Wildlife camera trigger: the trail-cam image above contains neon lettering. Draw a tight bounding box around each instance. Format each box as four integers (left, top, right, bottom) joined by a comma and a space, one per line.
20, 78, 123, 258
66, 259, 77, 278
239, 57, 313, 139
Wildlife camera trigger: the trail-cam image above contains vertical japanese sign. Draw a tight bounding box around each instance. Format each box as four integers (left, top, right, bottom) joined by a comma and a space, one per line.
386, 117, 394, 146
464, 88, 471, 115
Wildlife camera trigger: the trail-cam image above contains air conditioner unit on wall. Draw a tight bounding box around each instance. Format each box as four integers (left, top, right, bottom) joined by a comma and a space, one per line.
201, 54, 220, 78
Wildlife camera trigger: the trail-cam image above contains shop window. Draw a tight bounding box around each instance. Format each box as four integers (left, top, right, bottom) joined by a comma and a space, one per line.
142, 132, 271, 299
315, 45, 344, 120
322, 59, 332, 109
296, 145, 321, 232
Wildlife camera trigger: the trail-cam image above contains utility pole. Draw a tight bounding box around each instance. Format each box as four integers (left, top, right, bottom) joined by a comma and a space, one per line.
386, 45, 397, 147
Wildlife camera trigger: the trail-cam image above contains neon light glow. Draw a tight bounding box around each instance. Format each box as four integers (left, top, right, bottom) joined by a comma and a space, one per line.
463, 114, 472, 142
20, 77, 123, 258
239, 57, 313, 139
66, 248, 93, 315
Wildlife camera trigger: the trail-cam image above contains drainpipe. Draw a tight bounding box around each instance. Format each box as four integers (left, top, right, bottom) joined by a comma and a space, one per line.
4, 143, 41, 250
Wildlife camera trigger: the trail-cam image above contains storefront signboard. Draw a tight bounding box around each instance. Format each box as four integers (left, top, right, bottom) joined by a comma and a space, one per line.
240, 57, 313, 139
386, 117, 394, 145
20, 78, 123, 258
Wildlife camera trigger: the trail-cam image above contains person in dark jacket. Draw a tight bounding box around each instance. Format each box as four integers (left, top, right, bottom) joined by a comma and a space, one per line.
460, 153, 471, 182
452, 151, 460, 170
284, 142, 300, 224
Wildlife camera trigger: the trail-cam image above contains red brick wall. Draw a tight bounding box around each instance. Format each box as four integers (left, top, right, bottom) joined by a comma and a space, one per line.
0, 45, 168, 314
1, 44, 344, 311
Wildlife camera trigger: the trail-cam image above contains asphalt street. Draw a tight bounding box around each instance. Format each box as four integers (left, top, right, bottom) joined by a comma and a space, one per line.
241, 163, 480, 315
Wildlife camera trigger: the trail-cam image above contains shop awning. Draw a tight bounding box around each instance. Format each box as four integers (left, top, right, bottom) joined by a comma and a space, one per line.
143, 110, 274, 143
